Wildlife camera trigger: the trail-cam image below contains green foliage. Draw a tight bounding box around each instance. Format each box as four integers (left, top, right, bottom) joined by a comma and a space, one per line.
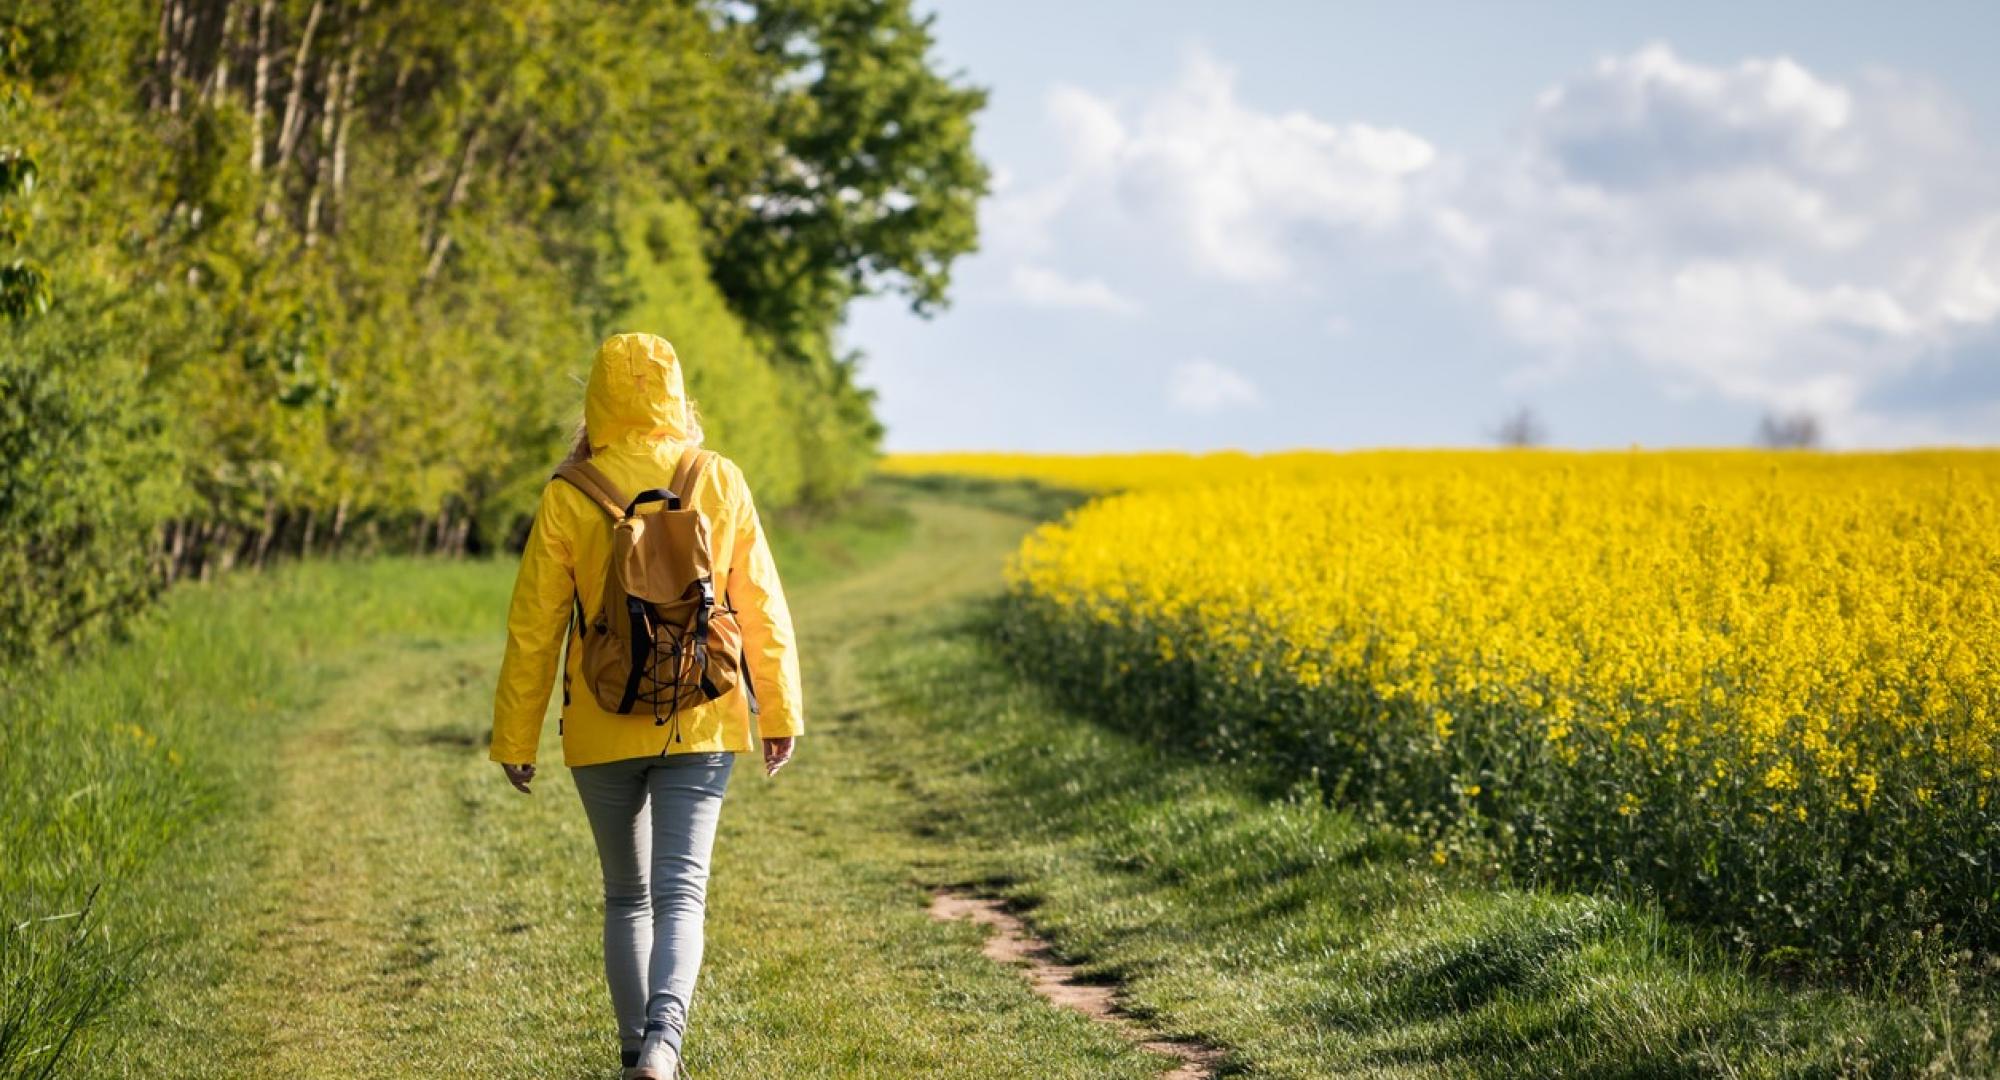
712, 0, 991, 344
0, 32, 50, 320
0, 258, 45, 319
0, 315, 182, 669
614, 199, 805, 506
0, 0, 986, 663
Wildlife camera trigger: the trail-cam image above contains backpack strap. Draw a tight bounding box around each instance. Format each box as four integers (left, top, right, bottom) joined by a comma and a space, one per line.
667, 445, 716, 504
552, 459, 629, 521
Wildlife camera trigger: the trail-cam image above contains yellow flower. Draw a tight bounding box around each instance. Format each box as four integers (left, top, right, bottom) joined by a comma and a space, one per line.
1852, 771, 1878, 810
964, 447, 2000, 918
1432, 710, 1455, 741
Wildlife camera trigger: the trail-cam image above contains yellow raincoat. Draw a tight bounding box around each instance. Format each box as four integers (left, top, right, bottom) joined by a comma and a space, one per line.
489, 333, 803, 767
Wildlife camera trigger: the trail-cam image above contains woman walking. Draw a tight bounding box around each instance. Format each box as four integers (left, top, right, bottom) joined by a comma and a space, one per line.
489, 332, 804, 1079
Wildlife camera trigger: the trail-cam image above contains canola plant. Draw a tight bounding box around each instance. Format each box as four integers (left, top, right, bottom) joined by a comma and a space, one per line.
896, 450, 2000, 968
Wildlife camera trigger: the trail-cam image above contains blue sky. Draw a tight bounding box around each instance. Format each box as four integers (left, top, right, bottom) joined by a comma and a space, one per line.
846, 1, 2000, 451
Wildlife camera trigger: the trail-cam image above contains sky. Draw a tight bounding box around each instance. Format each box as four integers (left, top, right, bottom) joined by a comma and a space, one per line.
842, 0, 2000, 452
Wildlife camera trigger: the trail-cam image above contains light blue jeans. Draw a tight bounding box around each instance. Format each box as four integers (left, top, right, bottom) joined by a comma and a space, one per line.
571, 750, 736, 1061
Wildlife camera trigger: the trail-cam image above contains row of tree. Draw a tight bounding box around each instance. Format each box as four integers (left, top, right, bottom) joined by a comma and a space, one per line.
1488, 406, 1825, 448
0, 0, 987, 667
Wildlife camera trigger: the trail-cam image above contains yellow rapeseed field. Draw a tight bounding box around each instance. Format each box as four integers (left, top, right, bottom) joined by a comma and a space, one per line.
897, 449, 2000, 965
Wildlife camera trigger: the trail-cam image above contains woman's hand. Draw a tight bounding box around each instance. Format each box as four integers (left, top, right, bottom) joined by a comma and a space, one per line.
501, 762, 536, 794
762, 736, 795, 778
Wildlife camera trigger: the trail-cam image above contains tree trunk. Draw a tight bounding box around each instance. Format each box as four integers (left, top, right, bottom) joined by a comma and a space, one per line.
387, 52, 414, 126
249, 0, 275, 173
195, 522, 211, 582
300, 505, 317, 557
332, 494, 351, 547
217, 527, 240, 575
162, 520, 184, 585
303, 59, 342, 245
420, 119, 486, 279
261, 0, 324, 228
421, 232, 454, 284
274, 0, 325, 166
253, 501, 280, 566
154, 0, 178, 113
167, 0, 191, 114
205, 0, 239, 104
329, 19, 365, 233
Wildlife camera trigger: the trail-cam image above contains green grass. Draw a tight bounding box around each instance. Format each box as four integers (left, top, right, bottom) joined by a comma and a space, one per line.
4, 484, 1193, 1077
0, 558, 512, 1079
6, 476, 1993, 1077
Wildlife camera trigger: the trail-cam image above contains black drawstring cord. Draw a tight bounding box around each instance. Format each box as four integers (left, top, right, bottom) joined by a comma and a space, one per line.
646, 622, 693, 755
635, 581, 727, 756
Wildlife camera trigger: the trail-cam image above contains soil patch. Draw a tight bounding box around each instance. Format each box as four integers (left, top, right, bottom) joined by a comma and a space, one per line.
927, 886, 1227, 1079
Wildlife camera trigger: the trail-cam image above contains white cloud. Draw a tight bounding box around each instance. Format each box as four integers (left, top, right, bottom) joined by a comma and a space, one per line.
1029, 51, 1437, 282
1008, 42, 2000, 443
1433, 43, 2000, 436
1168, 359, 1261, 413
1007, 263, 1142, 315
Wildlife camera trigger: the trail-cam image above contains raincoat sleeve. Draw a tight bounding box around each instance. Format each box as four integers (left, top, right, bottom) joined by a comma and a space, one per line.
724, 463, 804, 739
490, 482, 576, 765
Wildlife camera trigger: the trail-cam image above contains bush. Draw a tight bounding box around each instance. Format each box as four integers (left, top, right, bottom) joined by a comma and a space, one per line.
0, 315, 182, 669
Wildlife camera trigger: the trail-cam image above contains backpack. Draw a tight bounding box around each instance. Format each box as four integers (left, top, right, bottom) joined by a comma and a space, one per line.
553, 445, 744, 739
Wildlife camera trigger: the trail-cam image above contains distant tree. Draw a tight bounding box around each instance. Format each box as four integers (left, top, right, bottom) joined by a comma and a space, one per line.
1757, 410, 1822, 449
1491, 405, 1548, 448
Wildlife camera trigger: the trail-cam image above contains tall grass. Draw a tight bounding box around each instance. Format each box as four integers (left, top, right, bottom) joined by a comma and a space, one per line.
0, 559, 510, 1080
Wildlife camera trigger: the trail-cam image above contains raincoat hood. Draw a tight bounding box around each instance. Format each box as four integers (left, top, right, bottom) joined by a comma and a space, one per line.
586, 332, 690, 448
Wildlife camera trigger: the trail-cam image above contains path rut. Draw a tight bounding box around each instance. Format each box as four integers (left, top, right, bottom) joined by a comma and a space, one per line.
929, 887, 1228, 1079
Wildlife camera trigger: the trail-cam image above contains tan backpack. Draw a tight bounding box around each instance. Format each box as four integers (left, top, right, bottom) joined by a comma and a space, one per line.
554, 446, 743, 740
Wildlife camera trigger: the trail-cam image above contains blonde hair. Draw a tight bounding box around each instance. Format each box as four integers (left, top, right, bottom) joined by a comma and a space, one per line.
559, 399, 704, 467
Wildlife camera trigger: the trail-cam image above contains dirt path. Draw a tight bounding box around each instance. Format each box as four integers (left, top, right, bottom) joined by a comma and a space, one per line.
928, 888, 1228, 1079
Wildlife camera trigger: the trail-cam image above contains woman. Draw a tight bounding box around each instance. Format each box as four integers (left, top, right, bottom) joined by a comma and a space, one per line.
489, 332, 804, 1080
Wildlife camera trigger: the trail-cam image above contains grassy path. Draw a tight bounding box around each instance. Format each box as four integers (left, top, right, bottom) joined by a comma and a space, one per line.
103, 493, 1176, 1078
